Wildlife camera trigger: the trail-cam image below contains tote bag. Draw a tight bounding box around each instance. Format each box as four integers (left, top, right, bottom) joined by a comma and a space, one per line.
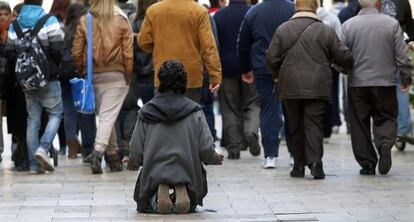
70, 13, 95, 114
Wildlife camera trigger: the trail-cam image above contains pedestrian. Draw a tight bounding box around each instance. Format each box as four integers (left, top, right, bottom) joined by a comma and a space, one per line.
0, 1, 11, 163
380, 0, 414, 142
317, 0, 343, 140
72, 0, 133, 174
266, 0, 353, 179
330, 0, 346, 15
118, 0, 136, 17
137, 0, 222, 103
128, 60, 224, 214
60, 2, 97, 162
214, 0, 260, 159
342, 0, 412, 176
237, 0, 294, 168
8, 0, 65, 174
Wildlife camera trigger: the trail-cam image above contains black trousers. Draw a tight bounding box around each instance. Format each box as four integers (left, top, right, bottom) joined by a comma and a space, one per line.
348, 87, 397, 168
283, 99, 328, 166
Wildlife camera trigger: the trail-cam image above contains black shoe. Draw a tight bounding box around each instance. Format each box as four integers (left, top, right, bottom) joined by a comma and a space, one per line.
246, 132, 261, 156
290, 165, 305, 178
378, 144, 392, 175
107, 153, 123, 172
91, 150, 103, 174
82, 153, 93, 164
360, 163, 376, 176
309, 163, 325, 180
228, 151, 240, 160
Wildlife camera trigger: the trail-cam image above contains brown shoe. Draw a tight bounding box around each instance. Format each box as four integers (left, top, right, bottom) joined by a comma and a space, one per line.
107, 153, 123, 172
67, 139, 80, 159
157, 184, 172, 214
174, 184, 190, 214
91, 150, 103, 174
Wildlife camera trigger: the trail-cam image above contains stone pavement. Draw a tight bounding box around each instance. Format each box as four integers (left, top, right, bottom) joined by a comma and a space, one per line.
1, 133, 414, 222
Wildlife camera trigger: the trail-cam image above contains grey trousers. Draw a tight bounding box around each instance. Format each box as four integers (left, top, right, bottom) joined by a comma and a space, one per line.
218, 77, 260, 152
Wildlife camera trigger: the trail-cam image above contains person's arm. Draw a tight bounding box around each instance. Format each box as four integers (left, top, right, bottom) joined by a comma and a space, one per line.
46, 17, 65, 65
121, 18, 134, 85
137, 13, 154, 53
128, 117, 146, 170
198, 10, 222, 87
394, 21, 413, 87
329, 28, 354, 74
237, 17, 253, 75
266, 31, 283, 81
197, 111, 223, 165
71, 16, 86, 74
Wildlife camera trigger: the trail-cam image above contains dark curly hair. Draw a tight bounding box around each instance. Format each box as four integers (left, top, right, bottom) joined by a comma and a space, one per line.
158, 60, 187, 94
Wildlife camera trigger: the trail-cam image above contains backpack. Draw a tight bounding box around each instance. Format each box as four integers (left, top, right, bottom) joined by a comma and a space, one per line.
381, 0, 397, 18
59, 28, 78, 80
12, 14, 52, 91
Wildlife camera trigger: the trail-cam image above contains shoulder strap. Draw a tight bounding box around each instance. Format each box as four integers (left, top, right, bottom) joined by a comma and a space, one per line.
281, 21, 317, 59
87, 13, 93, 86
12, 20, 23, 39
31, 14, 53, 36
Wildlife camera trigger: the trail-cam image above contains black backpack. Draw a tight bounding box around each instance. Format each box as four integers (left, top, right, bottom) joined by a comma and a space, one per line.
13, 14, 52, 90
59, 29, 78, 80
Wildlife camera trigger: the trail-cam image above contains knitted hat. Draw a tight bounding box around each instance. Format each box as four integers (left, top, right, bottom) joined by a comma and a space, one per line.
295, 0, 320, 12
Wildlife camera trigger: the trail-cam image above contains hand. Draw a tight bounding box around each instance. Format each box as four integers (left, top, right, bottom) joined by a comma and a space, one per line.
409, 41, 414, 51
209, 83, 221, 93
241, 71, 254, 84
400, 83, 411, 93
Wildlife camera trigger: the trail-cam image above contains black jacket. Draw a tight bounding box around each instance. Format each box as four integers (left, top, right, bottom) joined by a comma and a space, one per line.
133, 18, 154, 83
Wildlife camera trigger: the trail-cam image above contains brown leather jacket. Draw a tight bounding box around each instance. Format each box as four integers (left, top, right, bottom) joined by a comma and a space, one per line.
72, 12, 133, 84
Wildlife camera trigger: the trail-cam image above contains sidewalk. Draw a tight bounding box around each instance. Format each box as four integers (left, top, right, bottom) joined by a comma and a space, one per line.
0, 133, 414, 221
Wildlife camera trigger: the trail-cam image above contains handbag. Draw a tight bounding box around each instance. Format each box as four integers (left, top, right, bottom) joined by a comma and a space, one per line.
70, 13, 95, 114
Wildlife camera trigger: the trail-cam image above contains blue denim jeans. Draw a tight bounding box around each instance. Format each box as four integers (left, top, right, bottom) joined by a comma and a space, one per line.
79, 113, 96, 155
24, 81, 63, 170
397, 75, 412, 135
254, 74, 283, 158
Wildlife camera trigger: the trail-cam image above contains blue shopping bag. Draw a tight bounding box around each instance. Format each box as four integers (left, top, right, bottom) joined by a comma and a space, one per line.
70, 13, 95, 114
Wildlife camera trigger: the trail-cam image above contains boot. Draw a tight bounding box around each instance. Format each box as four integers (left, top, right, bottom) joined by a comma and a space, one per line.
290, 165, 305, 178
67, 139, 81, 159
174, 184, 190, 214
309, 163, 325, 180
107, 153, 123, 172
157, 184, 172, 214
91, 150, 103, 174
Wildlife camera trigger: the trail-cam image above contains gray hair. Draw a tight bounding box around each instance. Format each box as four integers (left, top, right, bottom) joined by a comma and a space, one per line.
359, 0, 378, 8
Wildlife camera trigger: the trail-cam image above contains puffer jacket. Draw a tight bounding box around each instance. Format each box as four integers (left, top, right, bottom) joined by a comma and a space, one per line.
72, 7, 133, 84
266, 12, 354, 100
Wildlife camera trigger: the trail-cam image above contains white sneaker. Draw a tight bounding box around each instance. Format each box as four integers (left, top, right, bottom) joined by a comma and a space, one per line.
289, 156, 294, 166
264, 157, 277, 169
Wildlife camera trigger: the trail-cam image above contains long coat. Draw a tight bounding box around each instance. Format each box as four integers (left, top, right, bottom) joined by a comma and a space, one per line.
129, 93, 222, 212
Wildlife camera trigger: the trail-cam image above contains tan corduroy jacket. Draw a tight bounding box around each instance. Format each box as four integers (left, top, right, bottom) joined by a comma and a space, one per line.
72, 9, 134, 84
138, 0, 222, 88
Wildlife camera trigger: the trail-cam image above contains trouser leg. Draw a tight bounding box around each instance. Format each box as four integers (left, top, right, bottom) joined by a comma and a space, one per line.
348, 87, 377, 167
396, 75, 412, 135
241, 80, 260, 139
284, 99, 306, 167
303, 100, 328, 165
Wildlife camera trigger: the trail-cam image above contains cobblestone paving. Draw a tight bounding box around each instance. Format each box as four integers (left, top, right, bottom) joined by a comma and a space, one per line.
1, 133, 414, 222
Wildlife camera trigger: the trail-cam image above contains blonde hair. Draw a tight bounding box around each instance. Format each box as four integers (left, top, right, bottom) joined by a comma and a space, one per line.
89, 0, 117, 27
295, 0, 320, 12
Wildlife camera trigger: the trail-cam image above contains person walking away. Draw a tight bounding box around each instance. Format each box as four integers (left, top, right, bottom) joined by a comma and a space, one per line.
214, 0, 260, 159
118, 0, 136, 18
330, 0, 346, 15
267, 0, 353, 179
138, 0, 222, 103
8, 0, 64, 174
128, 60, 223, 214
60, 3, 97, 162
0, 1, 11, 163
72, 0, 133, 174
342, 0, 412, 176
237, 0, 294, 168
317, 0, 343, 139
381, 0, 414, 142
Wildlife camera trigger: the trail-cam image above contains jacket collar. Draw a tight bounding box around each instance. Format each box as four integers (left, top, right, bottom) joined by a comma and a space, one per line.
358, 7, 380, 15
291, 11, 321, 21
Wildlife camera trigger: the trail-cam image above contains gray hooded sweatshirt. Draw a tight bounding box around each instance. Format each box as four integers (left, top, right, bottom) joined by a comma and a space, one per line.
129, 93, 221, 212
